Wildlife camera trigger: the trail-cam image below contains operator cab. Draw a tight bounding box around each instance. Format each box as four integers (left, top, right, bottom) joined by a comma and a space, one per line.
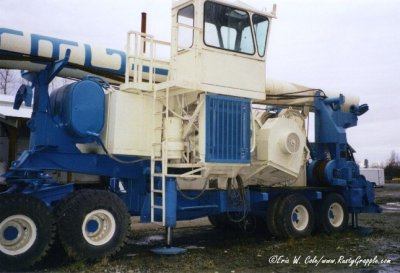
171, 0, 276, 99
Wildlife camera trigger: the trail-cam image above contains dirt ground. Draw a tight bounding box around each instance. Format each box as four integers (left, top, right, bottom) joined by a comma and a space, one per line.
34, 184, 400, 273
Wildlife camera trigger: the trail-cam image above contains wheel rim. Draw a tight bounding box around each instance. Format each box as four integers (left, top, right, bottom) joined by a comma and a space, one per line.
82, 209, 116, 246
0, 215, 37, 256
328, 202, 344, 228
291, 205, 309, 231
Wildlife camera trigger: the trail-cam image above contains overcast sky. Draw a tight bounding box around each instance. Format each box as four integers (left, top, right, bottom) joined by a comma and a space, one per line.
1, 0, 399, 165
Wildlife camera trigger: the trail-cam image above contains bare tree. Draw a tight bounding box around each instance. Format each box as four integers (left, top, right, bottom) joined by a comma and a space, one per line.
364, 159, 369, 168
388, 150, 400, 167
0, 69, 15, 95
385, 150, 400, 180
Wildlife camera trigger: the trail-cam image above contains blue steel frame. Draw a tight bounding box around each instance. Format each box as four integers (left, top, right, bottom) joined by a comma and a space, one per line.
307, 92, 381, 214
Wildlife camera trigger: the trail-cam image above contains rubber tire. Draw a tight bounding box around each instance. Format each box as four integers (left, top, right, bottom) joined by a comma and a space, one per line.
318, 193, 349, 234
266, 195, 285, 238
276, 193, 314, 239
49, 192, 77, 255
0, 194, 54, 271
57, 189, 130, 260
53, 192, 76, 221
208, 214, 231, 230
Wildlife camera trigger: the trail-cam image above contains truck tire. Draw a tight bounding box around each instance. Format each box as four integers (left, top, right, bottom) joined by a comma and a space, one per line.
318, 193, 348, 234
49, 192, 77, 255
276, 193, 314, 238
0, 194, 54, 271
57, 189, 130, 260
208, 213, 230, 230
266, 195, 285, 238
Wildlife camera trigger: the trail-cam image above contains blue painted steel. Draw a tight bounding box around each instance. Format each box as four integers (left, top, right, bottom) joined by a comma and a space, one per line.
151, 246, 187, 255
13, 84, 33, 109
8, 53, 149, 180
22, 50, 90, 153
205, 94, 251, 163
165, 178, 177, 227
4, 227, 18, 241
50, 79, 105, 138
178, 205, 219, 211
2, 170, 74, 207
249, 191, 268, 203
313, 93, 360, 160
3, 54, 148, 207
140, 194, 152, 222
86, 220, 99, 233
29, 183, 74, 207
307, 92, 381, 214
9, 151, 149, 180
138, 188, 250, 222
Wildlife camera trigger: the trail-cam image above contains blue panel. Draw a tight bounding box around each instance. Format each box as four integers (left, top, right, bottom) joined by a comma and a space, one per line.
165, 178, 177, 227
206, 94, 251, 163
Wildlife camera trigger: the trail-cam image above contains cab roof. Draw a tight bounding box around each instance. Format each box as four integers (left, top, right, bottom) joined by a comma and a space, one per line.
172, 0, 276, 19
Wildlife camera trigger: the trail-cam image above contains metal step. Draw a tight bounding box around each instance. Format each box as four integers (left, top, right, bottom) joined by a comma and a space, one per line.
167, 163, 203, 168
152, 205, 164, 210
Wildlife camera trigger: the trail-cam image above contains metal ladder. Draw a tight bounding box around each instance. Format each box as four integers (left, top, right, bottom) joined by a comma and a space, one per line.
124, 31, 175, 226
150, 81, 171, 226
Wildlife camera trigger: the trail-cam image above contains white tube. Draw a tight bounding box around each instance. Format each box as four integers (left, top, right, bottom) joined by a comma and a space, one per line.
262, 78, 359, 112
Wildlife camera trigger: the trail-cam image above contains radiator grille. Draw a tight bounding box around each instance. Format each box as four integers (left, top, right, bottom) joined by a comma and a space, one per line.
205, 94, 251, 163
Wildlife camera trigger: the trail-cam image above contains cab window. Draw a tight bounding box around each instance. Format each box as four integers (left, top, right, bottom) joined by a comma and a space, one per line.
178, 5, 194, 49
253, 14, 269, 57
204, 1, 255, 55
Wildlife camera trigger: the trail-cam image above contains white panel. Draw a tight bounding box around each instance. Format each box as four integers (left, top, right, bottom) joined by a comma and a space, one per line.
200, 49, 265, 99
256, 110, 308, 183
102, 91, 162, 156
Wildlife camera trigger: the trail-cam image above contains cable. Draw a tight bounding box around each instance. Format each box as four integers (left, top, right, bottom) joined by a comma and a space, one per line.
226, 176, 248, 223
89, 133, 145, 164
265, 89, 328, 101
176, 177, 209, 200
267, 88, 327, 97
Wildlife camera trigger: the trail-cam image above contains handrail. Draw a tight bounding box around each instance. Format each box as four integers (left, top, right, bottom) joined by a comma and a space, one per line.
125, 31, 171, 88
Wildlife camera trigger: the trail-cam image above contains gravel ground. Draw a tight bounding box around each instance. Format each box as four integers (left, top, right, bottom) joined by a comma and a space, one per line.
32, 183, 400, 273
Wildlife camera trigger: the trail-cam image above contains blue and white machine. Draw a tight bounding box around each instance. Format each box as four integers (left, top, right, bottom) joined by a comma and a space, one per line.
0, 0, 380, 270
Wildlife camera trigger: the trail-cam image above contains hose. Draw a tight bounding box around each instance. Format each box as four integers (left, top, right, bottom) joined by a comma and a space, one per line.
87, 132, 145, 164
226, 175, 248, 223
176, 177, 209, 200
